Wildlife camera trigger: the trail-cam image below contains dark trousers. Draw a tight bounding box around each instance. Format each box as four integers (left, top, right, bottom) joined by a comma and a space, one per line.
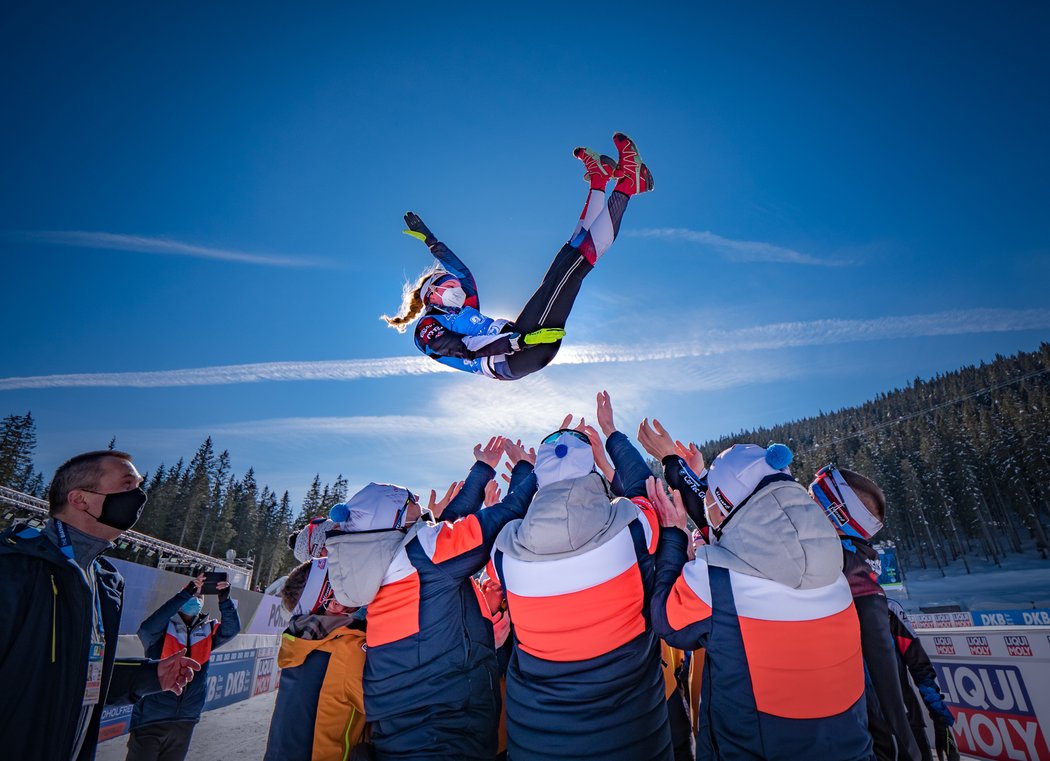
125, 721, 196, 761
497, 244, 594, 380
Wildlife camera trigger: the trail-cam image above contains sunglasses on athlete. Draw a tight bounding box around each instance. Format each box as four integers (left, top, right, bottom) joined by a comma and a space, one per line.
541, 429, 592, 446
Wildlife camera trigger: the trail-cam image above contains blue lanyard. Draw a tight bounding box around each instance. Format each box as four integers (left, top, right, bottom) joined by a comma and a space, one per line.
54, 519, 76, 561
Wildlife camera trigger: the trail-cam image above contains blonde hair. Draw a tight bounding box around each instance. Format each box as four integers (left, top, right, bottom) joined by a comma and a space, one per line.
381, 267, 440, 333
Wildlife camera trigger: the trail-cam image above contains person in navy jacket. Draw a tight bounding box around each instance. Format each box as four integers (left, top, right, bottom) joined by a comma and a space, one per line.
491, 391, 673, 761
324, 438, 537, 760
650, 443, 874, 761
382, 133, 653, 380
126, 573, 240, 761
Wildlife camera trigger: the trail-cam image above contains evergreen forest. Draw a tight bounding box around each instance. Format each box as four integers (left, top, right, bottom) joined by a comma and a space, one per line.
2, 343, 1048, 586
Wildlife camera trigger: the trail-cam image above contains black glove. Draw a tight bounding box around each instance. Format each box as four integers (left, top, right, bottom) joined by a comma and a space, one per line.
403, 211, 437, 248
217, 585, 231, 602
182, 580, 199, 595
934, 719, 959, 761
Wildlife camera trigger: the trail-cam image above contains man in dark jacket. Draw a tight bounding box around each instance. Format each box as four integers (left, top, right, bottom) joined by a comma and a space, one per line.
0, 450, 199, 761
126, 573, 241, 761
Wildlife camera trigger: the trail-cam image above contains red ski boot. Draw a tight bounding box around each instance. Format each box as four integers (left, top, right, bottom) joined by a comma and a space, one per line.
573, 147, 618, 190
612, 132, 654, 195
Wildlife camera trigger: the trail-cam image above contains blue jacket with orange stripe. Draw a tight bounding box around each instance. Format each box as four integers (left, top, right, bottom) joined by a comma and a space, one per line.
327, 461, 537, 761
652, 477, 874, 761
491, 431, 673, 761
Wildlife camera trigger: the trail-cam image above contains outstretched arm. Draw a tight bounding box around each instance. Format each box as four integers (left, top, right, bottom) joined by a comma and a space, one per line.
648, 478, 712, 650
416, 473, 538, 580
404, 212, 479, 302
440, 438, 504, 522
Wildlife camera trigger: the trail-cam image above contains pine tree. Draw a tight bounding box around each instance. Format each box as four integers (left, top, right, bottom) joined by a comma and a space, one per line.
0, 412, 37, 491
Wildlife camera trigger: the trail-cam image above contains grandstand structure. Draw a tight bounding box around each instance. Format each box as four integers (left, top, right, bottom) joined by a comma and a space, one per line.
0, 484, 252, 588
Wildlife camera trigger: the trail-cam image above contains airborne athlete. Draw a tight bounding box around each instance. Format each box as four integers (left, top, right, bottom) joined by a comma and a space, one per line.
383, 133, 653, 380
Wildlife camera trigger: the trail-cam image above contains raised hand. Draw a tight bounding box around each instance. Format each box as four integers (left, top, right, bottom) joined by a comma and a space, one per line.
674, 440, 705, 474
158, 653, 201, 695
596, 390, 617, 437
402, 211, 437, 247
637, 417, 677, 460
575, 419, 615, 481
484, 480, 502, 507
182, 573, 206, 596
503, 438, 537, 465
474, 436, 507, 469
428, 481, 463, 520
645, 476, 688, 532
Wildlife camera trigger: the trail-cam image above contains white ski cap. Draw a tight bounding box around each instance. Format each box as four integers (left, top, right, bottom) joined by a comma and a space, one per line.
534, 434, 595, 488
335, 482, 416, 532
708, 443, 793, 514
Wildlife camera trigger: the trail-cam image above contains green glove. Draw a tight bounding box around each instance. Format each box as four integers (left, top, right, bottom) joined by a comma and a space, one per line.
402, 211, 437, 247
524, 328, 566, 345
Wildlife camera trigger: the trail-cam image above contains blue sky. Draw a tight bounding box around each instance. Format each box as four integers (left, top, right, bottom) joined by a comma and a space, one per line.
2, 3, 1048, 506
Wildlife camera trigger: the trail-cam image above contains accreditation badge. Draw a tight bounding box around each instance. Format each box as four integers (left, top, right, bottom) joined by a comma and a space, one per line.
83, 642, 104, 705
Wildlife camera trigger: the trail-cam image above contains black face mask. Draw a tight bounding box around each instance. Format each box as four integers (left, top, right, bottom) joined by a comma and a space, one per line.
85, 487, 148, 531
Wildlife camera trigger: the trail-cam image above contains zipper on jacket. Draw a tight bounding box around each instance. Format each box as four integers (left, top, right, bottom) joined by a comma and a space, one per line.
50, 573, 58, 663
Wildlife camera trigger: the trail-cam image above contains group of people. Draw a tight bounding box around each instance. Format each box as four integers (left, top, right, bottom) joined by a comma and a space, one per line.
266, 391, 960, 761
0, 133, 963, 761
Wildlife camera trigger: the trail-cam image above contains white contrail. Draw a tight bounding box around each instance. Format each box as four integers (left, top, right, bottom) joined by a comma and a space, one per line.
2, 307, 1047, 391
21, 231, 329, 268
628, 227, 848, 267
0, 357, 451, 391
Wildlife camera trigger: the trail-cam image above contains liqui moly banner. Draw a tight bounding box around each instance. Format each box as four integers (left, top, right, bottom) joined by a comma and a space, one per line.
919, 628, 1050, 761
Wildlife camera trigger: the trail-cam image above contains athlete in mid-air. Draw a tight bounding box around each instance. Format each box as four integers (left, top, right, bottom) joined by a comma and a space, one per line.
383, 132, 653, 380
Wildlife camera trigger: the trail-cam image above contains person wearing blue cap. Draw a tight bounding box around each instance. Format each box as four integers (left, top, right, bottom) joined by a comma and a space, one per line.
490, 391, 673, 761
323, 438, 538, 761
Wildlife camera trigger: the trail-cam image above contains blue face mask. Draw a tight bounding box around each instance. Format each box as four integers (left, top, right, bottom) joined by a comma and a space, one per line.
180, 598, 204, 617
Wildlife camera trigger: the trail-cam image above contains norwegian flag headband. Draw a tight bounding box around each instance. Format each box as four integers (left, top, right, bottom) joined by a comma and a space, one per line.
811, 465, 883, 540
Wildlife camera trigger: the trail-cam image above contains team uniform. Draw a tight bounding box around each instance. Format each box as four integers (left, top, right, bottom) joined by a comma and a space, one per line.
325, 462, 536, 760
491, 432, 673, 761
652, 477, 874, 761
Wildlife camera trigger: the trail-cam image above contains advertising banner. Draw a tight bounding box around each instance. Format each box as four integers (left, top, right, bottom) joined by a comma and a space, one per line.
98, 704, 134, 741
204, 647, 259, 710
919, 626, 1050, 761
876, 546, 904, 590
252, 645, 280, 696
910, 609, 1050, 630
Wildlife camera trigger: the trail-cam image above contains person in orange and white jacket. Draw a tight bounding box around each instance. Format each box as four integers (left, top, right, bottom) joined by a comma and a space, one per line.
324, 438, 537, 761
649, 443, 874, 761
490, 392, 673, 761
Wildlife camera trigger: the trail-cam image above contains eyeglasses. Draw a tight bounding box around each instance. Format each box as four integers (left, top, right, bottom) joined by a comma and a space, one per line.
541, 429, 591, 446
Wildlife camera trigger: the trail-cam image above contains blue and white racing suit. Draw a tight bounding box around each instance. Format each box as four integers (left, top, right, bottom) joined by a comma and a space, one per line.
412, 240, 593, 380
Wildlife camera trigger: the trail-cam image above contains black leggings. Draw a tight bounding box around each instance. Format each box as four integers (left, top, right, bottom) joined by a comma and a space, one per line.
494, 243, 593, 381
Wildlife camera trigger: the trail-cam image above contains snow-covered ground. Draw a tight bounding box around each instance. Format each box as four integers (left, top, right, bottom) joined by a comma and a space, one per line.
95, 691, 276, 761
894, 548, 1050, 611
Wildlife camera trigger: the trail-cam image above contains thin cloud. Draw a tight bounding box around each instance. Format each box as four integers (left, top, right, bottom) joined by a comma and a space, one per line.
628, 227, 849, 267
20, 231, 329, 268
2, 307, 1047, 392
0, 356, 450, 391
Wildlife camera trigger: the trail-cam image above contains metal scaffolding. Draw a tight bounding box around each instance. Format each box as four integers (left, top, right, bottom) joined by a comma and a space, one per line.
0, 484, 252, 585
